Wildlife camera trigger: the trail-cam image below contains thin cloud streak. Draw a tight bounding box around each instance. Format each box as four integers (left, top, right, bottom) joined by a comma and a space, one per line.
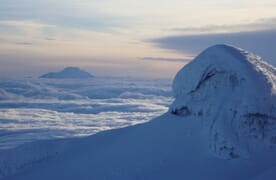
168, 17, 276, 34
140, 57, 193, 62
15, 42, 33, 46
45, 37, 56, 41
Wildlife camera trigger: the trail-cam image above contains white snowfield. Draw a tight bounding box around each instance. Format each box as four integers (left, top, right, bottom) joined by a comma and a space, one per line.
0, 44, 276, 180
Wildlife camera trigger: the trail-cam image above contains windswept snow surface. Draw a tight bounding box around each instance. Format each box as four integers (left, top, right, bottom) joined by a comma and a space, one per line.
0, 77, 172, 150
0, 45, 276, 180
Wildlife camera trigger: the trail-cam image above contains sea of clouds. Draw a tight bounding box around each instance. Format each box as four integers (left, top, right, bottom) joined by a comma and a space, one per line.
0, 77, 173, 150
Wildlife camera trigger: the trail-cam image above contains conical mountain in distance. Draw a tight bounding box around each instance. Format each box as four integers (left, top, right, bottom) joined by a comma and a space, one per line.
40, 67, 94, 79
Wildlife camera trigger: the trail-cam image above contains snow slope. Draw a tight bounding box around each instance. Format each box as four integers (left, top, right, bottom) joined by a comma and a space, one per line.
1, 44, 276, 179
40, 67, 94, 79
2, 114, 276, 180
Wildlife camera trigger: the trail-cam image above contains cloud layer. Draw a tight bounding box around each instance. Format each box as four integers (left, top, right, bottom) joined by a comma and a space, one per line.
0, 77, 172, 150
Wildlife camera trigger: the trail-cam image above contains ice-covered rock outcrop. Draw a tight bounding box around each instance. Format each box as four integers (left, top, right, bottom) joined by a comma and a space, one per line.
170, 44, 276, 159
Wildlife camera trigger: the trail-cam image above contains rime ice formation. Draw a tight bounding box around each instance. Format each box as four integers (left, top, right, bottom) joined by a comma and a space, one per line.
40, 67, 94, 79
170, 44, 276, 159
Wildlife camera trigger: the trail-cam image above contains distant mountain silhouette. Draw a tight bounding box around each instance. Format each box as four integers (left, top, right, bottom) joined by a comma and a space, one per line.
40, 67, 94, 79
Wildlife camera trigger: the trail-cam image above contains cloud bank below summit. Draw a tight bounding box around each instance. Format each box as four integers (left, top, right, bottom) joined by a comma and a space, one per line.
0, 77, 172, 150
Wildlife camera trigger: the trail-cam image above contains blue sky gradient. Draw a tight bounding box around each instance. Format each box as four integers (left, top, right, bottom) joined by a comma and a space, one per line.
0, 0, 276, 78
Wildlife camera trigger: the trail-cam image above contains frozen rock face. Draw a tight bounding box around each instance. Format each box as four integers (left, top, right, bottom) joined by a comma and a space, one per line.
40, 67, 94, 79
170, 44, 276, 159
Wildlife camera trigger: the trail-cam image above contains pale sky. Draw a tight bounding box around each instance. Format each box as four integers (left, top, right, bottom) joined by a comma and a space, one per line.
1, 0, 276, 78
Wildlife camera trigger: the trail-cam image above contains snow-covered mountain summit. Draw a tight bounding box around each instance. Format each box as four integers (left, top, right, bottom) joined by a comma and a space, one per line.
170, 44, 276, 159
40, 67, 94, 79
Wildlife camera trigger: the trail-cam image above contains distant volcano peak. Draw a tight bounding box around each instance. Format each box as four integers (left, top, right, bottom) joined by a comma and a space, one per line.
40, 67, 94, 79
